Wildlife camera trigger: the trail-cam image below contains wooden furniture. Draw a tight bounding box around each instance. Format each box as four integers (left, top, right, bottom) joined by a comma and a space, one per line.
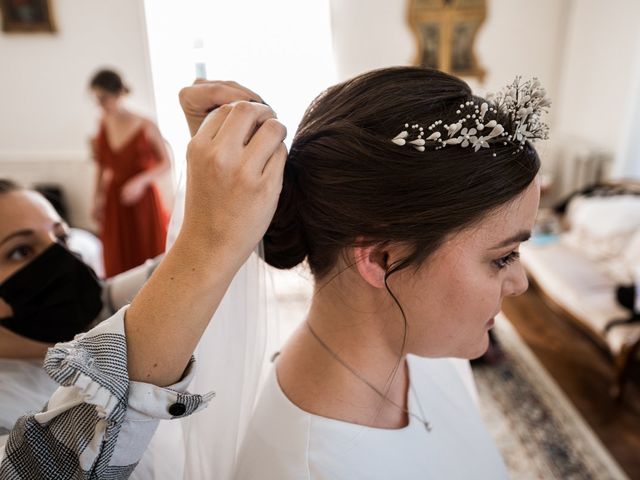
521, 183, 640, 400
526, 272, 639, 400
407, 0, 486, 81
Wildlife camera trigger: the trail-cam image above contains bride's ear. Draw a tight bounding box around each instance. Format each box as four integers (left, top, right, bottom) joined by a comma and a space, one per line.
352, 243, 389, 289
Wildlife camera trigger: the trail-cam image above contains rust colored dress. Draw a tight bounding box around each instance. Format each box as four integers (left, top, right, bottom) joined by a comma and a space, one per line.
94, 124, 168, 277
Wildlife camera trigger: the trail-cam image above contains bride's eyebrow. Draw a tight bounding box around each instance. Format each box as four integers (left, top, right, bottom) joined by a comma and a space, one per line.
489, 231, 531, 250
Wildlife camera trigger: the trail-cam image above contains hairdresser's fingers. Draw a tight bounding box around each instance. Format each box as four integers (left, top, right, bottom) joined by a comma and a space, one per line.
194, 101, 274, 151
216, 101, 277, 147
245, 118, 287, 174
256, 143, 287, 224
262, 143, 288, 188
220, 80, 264, 105
191, 104, 233, 142
180, 80, 259, 112
188, 103, 282, 187
192, 79, 262, 104
179, 80, 262, 136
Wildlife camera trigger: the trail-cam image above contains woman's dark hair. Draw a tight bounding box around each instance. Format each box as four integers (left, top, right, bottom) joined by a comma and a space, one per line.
0, 179, 21, 194
89, 68, 130, 94
263, 67, 540, 278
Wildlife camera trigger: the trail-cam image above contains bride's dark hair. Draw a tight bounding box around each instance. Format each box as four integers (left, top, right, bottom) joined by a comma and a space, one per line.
263, 67, 540, 277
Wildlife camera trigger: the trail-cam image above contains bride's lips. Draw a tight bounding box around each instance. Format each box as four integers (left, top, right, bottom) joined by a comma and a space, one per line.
486, 317, 496, 328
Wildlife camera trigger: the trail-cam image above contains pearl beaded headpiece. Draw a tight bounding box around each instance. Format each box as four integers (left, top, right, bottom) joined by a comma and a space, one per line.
391, 76, 550, 155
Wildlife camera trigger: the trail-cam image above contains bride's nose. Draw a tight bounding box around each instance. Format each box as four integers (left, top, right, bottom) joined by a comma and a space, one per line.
502, 262, 529, 298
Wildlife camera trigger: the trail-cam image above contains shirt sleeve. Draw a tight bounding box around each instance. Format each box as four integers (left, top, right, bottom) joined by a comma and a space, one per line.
0, 307, 214, 479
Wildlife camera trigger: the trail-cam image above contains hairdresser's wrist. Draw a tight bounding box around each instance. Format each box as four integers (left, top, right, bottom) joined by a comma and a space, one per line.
171, 226, 251, 279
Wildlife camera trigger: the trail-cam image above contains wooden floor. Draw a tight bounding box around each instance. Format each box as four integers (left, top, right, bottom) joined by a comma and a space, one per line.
502, 288, 640, 480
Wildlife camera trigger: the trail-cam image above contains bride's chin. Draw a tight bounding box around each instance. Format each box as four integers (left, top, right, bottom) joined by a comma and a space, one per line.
409, 331, 491, 360
442, 332, 491, 361
467, 332, 491, 360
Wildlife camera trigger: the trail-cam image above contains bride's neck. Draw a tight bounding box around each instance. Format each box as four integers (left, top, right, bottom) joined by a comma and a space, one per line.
277, 274, 411, 429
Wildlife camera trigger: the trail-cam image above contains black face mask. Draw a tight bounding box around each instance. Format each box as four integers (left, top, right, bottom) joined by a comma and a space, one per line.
0, 243, 103, 343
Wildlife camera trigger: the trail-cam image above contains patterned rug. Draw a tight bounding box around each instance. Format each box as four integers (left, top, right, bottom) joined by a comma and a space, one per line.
473, 315, 629, 480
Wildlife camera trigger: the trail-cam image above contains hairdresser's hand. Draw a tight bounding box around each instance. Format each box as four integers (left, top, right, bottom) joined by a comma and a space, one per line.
179, 80, 263, 137
179, 101, 287, 268
126, 100, 286, 386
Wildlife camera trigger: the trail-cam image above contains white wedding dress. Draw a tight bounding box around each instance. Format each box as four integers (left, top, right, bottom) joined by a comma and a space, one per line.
234, 355, 508, 480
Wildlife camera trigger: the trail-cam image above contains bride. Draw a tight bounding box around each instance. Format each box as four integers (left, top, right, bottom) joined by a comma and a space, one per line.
232, 68, 546, 478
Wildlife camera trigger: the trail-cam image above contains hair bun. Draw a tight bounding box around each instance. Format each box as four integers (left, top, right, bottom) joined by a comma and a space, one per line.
263, 161, 308, 269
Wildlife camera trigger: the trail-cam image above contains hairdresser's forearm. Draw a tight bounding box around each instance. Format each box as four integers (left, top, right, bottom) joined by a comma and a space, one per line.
124, 232, 245, 386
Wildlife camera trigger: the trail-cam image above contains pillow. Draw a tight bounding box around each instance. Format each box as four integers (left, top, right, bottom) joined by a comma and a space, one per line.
622, 229, 640, 268
563, 195, 640, 261
565, 195, 640, 237
591, 229, 640, 283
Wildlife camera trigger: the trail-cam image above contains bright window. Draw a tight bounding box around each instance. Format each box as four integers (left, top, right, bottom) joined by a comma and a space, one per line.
143, 0, 336, 181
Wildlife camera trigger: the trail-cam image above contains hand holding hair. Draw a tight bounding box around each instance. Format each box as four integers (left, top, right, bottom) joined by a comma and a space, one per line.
125, 92, 286, 386
179, 79, 264, 137
181, 101, 287, 264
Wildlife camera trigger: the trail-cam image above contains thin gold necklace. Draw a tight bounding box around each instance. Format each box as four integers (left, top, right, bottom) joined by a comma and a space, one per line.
305, 321, 432, 432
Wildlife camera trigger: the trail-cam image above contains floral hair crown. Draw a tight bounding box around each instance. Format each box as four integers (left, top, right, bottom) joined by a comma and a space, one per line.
391, 76, 550, 156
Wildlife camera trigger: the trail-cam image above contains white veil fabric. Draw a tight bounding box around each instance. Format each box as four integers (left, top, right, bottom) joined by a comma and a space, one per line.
150, 168, 280, 479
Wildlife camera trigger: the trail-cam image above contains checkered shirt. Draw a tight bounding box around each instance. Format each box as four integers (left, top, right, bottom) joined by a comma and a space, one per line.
0, 308, 213, 479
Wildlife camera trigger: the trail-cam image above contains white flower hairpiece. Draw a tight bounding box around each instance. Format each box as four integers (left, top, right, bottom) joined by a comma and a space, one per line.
391, 76, 551, 156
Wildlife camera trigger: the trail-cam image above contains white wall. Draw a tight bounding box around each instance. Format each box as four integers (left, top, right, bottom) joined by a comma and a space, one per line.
617, 53, 640, 179
0, 0, 156, 228
554, 0, 640, 145
330, 0, 415, 81
553, 0, 640, 180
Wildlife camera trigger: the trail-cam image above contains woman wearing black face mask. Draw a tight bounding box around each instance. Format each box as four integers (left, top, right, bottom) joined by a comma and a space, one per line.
0, 181, 165, 475
0, 184, 104, 348
0, 181, 162, 355
0, 180, 91, 434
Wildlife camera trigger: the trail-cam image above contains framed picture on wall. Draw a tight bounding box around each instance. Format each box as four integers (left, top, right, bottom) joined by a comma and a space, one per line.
408, 0, 486, 82
0, 0, 56, 33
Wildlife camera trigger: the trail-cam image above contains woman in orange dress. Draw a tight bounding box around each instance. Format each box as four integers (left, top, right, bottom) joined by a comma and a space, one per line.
89, 69, 171, 277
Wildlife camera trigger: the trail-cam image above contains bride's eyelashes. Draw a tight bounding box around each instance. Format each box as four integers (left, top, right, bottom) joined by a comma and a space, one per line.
492, 251, 520, 270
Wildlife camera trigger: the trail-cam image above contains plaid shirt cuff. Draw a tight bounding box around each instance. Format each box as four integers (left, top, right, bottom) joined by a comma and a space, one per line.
0, 307, 214, 479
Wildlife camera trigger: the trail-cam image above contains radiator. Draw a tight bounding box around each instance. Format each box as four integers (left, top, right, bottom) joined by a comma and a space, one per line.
556, 141, 613, 198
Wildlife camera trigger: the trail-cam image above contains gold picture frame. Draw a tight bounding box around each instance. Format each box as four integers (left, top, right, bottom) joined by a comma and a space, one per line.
408, 0, 486, 82
1, 0, 56, 33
